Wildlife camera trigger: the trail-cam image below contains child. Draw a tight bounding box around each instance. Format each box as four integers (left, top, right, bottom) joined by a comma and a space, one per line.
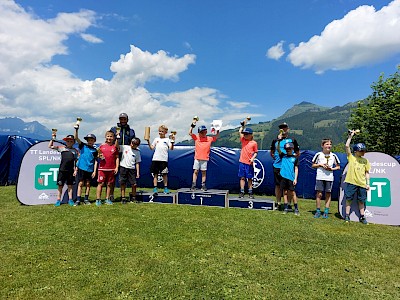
312, 139, 341, 218
119, 137, 141, 204
189, 123, 219, 191
95, 131, 119, 206
278, 142, 300, 215
145, 125, 174, 194
238, 126, 258, 199
343, 130, 370, 224
48, 134, 78, 206
74, 126, 98, 206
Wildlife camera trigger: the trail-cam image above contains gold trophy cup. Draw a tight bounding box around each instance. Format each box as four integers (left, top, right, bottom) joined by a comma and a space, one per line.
97, 147, 104, 160
193, 116, 200, 124
76, 117, 82, 126
144, 127, 151, 140
348, 129, 360, 135
116, 127, 121, 139
169, 130, 177, 139
51, 128, 57, 140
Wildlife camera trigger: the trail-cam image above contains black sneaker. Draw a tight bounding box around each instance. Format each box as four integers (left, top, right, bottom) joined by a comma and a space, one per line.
201, 184, 207, 191
73, 201, 80, 207
248, 193, 254, 199
121, 198, 127, 204
83, 200, 91, 205
238, 192, 244, 199
190, 184, 196, 191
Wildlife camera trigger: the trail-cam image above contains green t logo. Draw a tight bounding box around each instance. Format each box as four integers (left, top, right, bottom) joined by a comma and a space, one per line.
35, 164, 59, 190
367, 178, 391, 207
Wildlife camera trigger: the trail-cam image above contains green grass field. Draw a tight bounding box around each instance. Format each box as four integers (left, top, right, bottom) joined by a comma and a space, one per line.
1, 186, 399, 299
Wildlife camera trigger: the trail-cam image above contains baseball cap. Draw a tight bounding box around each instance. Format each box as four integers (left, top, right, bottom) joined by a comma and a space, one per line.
84, 133, 96, 141
242, 127, 253, 134
119, 113, 128, 119
278, 122, 289, 129
62, 135, 75, 141
284, 142, 294, 149
198, 125, 207, 133
353, 143, 366, 152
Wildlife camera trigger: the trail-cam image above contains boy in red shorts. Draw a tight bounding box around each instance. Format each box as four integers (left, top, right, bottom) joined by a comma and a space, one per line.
95, 131, 119, 206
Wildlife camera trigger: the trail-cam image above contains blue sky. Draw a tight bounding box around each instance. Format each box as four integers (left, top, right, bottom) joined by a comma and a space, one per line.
1, 0, 399, 140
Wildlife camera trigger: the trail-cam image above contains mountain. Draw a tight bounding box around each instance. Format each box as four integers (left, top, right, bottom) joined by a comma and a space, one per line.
0, 117, 50, 140
179, 101, 356, 151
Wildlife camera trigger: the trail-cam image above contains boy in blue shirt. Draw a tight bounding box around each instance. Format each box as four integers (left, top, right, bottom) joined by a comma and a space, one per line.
278, 142, 300, 215
74, 126, 98, 205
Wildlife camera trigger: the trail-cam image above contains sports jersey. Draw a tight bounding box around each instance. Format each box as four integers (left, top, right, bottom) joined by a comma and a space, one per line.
312, 151, 340, 181
239, 137, 258, 165
151, 137, 172, 162
344, 154, 371, 188
191, 134, 217, 161
98, 143, 118, 171
76, 142, 98, 172
279, 153, 299, 182
270, 137, 300, 168
120, 145, 142, 169
55, 146, 78, 172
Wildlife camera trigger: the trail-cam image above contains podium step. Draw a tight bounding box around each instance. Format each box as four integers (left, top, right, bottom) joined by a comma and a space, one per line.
229, 197, 275, 210
136, 191, 176, 204
177, 188, 229, 207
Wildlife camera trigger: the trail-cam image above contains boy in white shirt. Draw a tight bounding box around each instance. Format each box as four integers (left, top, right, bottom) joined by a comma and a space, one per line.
145, 125, 174, 194
119, 138, 141, 204
312, 138, 341, 218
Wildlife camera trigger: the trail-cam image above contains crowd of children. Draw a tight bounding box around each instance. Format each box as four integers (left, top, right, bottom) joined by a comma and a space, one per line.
50, 114, 370, 224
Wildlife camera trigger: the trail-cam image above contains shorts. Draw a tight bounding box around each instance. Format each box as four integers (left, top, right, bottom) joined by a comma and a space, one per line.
273, 167, 282, 186
150, 161, 169, 175
119, 166, 137, 186
238, 162, 254, 179
344, 183, 367, 203
280, 178, 295, 191
315, 180, 333, 193
57, 170, 75, 186
193, 159, 208, 171
77, 168, 93, 182
98, 170, 115, 184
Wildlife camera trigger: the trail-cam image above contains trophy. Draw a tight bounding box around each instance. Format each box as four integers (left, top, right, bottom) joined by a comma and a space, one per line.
74, 117, 82, 129
348, 129, 360, 135
169, 130, 177, 140
279, 129, 284, 135
192, 116, 200, 126
325, 155, 330, 165
240, 116, 251, 126
144, 126, 151, 140
51, 128, 57, 140
97, 147, 104, 160
116, 127, 121, 139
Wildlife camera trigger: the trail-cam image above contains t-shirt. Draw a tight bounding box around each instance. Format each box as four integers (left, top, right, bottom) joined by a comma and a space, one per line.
312, 151, 340, 181
76, 142, 98, 172
271, 137, 300, 168
151, 137, 172, 162
98, 143, 118, 171
191, 134, 217, 161
55, 146, 78, 172
279, 153, 299, 182
120, 145, 141, 169
239, 137, 258, 165
344, 154, 371, 188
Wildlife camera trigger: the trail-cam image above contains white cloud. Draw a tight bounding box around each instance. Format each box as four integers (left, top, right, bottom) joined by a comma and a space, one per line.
266, 41, 285, 60
0, 1, 252, 141
287, 0, 400, 73
80, 33, 103, 43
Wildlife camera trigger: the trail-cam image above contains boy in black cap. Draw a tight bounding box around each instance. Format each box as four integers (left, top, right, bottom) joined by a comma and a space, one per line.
48, 133, 78, 206
74, 125, 98, 205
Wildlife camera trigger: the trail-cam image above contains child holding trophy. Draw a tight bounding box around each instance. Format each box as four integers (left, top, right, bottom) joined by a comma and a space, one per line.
95, 131, 119, 206
189, 116, 219, 191
145, 124, 174, 194
74, 120, 98, 206
343, 130, 370, 224
48, 130, 78, 207
312, 139, 341, 218
238, 118, 258, 199
118, 138, 142, 204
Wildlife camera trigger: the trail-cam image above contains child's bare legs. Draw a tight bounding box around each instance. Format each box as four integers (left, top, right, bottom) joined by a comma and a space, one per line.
315, 190, 323, 210
275, 185, 282, 205
67, 184, 73, 200
106, 183, 112, 200
131, 184, 137, 197
57, 185, 63, 201
192, 169, 199, 185
201, 170, 207, 183
162, 174, 169, 192
120, 183, 126, 198
96, 182, 104, 200
153, 175, 158, 189
77, 180, 84, 198
358, 201, 365, 216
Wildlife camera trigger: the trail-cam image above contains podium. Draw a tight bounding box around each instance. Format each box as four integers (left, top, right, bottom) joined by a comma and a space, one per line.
229, 196, 275, 210
177, 188, 229, 208
136, 191, 176, 204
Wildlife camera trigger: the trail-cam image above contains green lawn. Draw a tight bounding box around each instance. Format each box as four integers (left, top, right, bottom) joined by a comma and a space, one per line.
1, 186, 399, 299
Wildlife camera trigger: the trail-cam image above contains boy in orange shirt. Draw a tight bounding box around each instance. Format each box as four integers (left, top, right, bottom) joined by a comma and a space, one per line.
189, 123, 219, 191
238, 125, 258, 198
